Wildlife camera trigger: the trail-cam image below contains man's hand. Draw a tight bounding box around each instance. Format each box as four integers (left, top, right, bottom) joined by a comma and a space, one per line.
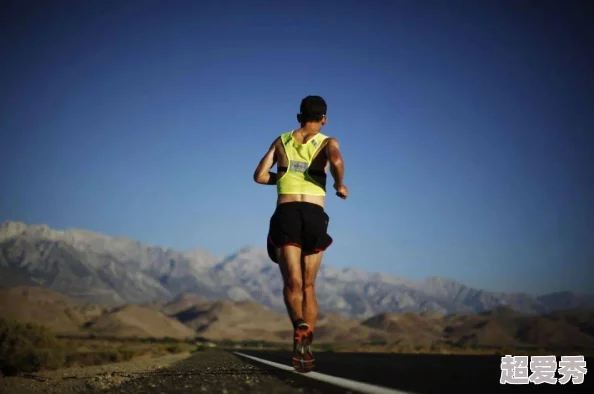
334, 182, 348, 199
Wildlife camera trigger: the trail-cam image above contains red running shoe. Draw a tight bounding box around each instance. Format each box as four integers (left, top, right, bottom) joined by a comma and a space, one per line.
292, 322, 314, 372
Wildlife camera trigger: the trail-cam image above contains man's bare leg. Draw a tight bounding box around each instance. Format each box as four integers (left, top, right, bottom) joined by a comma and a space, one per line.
276, 245, 304, 327
302, 251, 323, 332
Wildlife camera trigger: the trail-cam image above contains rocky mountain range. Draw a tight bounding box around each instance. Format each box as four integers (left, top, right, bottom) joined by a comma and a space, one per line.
1, 220, 593, 318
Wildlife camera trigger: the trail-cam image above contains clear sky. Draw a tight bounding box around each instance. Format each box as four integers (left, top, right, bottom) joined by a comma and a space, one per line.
1, 0, 593, 295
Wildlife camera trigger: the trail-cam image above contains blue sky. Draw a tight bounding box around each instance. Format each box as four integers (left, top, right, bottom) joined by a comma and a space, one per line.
1, 0, 592, 294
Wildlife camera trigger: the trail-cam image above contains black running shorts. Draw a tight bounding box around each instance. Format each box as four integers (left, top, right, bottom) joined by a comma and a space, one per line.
267, 202, 333, 263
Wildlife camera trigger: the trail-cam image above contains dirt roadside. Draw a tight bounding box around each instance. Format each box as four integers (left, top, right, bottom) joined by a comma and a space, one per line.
0, 350, 344, 394
0, 351, 192, 394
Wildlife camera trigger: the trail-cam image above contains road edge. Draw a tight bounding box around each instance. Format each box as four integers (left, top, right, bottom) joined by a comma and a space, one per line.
233, 351, 418, 394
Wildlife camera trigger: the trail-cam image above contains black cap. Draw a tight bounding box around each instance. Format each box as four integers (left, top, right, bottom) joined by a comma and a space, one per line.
300, 95, 327, 118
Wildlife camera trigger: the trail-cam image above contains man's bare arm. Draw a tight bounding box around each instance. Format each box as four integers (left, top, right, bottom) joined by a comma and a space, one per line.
253, 139, 278, 185
326, 138, 344, 185
326, 137, 348, 199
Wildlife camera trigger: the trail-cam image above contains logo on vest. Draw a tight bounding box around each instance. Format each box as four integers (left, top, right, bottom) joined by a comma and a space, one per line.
289, 161, 308, 173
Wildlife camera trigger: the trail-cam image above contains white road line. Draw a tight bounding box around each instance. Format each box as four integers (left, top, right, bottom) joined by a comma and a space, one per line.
233, 351, 417, 394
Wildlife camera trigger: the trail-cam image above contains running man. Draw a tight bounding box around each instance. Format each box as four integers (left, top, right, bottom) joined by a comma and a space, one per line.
252, 95, 348, 372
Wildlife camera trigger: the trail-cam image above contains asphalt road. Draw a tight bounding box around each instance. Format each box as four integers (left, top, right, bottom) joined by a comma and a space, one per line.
103, 349, 592, 394
238, 350, 593, 393
102, 349, 344, 394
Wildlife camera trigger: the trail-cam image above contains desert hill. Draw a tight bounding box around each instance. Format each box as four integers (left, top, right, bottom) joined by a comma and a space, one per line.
163, 292, 594, 351
0, 285, 85, 334
544, 309, 594, 337
1, 285, 594, 352
84, 304, 196, 339
164, 296, 411, 345
361, 312, 444, 346
170, 299, 289, 342
0, 286, 196, 340
161, 292, 210, 316
440, 306, 594, 349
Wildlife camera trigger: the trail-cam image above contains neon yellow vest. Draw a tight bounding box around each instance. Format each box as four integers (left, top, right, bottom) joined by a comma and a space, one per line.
276, 130, 328, 196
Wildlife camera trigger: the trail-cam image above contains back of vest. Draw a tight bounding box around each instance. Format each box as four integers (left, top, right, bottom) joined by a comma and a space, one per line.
276, 130, 328, 196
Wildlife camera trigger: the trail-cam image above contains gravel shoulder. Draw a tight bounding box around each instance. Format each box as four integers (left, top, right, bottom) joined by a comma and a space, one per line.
0, 351, 193, 394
